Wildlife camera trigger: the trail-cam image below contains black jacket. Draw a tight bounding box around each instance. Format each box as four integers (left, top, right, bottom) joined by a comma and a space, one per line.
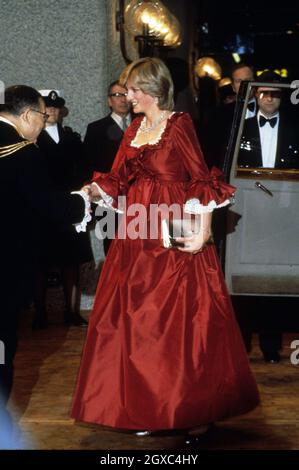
238, 114, 299, 168
37, 123, 88, 190
36, 124, 92, 265
0, 121, 85, 303
84, 115, 124, 176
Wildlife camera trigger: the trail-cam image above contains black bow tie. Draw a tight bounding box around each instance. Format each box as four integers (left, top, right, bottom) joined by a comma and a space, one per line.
247, 101, 255, 112
259, 115, 277, 128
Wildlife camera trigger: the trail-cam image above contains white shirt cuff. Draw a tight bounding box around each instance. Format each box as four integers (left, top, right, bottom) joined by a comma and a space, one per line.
71, 190, 92, 232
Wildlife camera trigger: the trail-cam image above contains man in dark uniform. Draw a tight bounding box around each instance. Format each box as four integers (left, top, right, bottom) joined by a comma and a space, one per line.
84, 81, 131, 254
32, 90, 92, 329
0, 85, 89, 428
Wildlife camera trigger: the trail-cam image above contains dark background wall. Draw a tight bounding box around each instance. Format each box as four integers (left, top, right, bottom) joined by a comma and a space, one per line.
0, 0, 298, 130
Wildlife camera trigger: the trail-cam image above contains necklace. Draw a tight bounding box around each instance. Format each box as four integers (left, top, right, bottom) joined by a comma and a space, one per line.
139, 111, 167, 133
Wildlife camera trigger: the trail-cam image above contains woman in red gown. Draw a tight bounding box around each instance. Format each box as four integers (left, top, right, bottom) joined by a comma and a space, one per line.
71, 58, 259, 436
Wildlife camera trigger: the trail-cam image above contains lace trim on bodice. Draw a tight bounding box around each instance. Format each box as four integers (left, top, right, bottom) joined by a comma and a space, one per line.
130, 112, 175, 148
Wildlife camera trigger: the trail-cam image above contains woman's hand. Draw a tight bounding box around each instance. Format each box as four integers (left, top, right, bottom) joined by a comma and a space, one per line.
81, 183, 102, 202
175, 228, 213, 255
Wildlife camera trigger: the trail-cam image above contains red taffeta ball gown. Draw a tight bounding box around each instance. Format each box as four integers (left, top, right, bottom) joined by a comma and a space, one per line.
71, 112, 259, 430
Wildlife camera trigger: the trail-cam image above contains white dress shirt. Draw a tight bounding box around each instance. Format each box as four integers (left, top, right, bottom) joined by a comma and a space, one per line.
45, 123, 60, 143
111, 112, 131, 131
258, 111, 279, 168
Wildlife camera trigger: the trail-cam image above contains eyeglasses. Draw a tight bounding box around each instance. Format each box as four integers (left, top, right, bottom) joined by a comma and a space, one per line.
109, 92, 128, 98
257, 90, 282, 99
30, 108, 49, 121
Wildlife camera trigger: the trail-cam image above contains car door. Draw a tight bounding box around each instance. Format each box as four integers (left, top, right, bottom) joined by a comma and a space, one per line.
224, 80, 299, 296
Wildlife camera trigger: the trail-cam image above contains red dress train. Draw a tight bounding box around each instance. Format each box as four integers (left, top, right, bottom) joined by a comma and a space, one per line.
71, 112, 259, 430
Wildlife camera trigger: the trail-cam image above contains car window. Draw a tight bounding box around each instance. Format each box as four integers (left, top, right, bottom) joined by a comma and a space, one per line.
234, 82, 299, 181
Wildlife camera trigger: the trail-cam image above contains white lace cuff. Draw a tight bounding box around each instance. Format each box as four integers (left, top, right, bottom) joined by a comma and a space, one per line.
71, 190, 92, 232
184, 195, 235, 214
91, 182, 124, 214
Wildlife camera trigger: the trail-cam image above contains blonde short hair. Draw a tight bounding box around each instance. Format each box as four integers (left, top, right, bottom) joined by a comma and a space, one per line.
119, 57, 174, 111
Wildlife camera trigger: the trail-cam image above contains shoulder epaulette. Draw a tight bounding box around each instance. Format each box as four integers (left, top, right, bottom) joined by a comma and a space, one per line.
0, 140, 34, 159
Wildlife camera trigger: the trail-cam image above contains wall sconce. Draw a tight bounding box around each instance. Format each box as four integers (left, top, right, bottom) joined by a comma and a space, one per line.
195, 57, 222, 81
116, 0, 182, 61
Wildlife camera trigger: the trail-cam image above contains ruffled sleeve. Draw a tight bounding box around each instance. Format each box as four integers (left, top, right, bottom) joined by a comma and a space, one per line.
173, 113, 236, 214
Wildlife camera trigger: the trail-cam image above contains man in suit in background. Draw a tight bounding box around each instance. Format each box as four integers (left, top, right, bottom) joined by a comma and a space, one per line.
84, 81, 131, 254
84, 80, 131, 174
202, 62, 255, 170
0, 85, 89, 428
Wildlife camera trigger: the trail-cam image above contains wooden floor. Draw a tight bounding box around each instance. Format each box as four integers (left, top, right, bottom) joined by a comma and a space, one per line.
7, 304, 299, 450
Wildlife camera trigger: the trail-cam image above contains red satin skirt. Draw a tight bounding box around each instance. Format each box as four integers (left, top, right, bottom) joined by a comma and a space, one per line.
71, 235, 259, 430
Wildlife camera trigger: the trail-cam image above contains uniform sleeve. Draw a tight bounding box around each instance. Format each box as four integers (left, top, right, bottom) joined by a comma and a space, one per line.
173, 113, 236, 213
16, 146, 85, 227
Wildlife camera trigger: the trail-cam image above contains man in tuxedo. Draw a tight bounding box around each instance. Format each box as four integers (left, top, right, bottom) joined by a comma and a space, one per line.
84, 81, 131, 254
238, 72, 299, 169
0, 85, 89, 425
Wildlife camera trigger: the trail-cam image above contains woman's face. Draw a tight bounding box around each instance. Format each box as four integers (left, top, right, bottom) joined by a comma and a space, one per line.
126, 80, 156, 114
